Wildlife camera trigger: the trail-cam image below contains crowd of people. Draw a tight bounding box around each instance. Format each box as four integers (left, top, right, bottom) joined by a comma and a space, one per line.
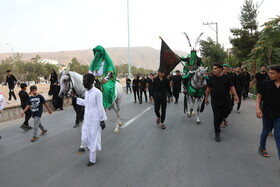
0, 61, 279, 165
124, 63, 280, 160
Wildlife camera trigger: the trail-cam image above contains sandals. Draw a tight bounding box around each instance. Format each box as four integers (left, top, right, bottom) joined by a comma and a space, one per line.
156, 118, 160, 124
160, 124, 166, 129
259, 149, 270, 158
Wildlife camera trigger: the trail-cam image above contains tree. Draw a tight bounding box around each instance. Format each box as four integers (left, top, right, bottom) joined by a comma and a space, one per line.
199, 37, 227, 67
250, 16, 280, 66
68, 57, 88, 75
230, 0, 259, 62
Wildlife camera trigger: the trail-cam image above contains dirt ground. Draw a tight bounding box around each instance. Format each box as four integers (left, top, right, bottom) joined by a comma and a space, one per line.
0, 84, 51, 106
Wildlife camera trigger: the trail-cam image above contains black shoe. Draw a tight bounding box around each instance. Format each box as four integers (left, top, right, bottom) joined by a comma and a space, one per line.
87, 161, 95, 167
215, 133, 221, 142
139, 102, 142, 104
73, 124, 80, 128
78, 147, 85, 152
26, 125, 33, 130
20, 125, 28, 131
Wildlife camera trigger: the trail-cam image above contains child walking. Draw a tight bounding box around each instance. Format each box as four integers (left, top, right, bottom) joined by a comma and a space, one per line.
21, 86, 52, 142
19, 83, 33, 131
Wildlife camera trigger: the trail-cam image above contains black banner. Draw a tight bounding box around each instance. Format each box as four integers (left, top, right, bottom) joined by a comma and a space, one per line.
160, 39, 181, 75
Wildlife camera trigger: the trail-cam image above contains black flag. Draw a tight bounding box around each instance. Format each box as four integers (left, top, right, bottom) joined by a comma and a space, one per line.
160, 38, 181, 75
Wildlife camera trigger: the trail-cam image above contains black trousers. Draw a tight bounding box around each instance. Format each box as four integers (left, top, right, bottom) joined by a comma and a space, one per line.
140, 89, 147, 102
154, 94, 167, 123
173, 87, 181, 102
133, 88, 139, 102
8, 87, 16, 101
232, 89, 242, 110
211, 101, 232, 134
72, 97, 84, 124
243, 83, 250, 99
21, 106, 32, 126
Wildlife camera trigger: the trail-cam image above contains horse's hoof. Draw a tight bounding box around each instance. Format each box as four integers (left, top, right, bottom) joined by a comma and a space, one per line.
118, 122, 122, 126
114, 129, 119, 134
196, 120, 201, 124
187, 113, 191, 117
192, 111, 196, 116
78, 147, 85, 152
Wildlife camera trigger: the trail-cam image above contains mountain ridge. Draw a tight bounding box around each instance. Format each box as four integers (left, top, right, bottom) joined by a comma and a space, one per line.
0, 47, 187, 71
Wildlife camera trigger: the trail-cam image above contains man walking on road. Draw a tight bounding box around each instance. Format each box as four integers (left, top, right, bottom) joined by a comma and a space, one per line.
150, 67, 173, 129
231, 66, 245, 114
242, 67, 251, 100
126, 76, 132, 94
256, 64, 280, 159
205, 64, 239, 142
5, 70, 17, 103
132, 74, 140, 103
139, 75, 148, 104
171, 70, 183, 104
76, 74, 107, 166
250, 64, 268, 91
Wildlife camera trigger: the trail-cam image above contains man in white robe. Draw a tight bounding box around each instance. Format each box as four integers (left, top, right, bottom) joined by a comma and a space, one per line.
77, 74, 107, 166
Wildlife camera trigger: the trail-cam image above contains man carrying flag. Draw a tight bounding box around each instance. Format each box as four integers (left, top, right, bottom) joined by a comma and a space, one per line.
89, 45, 116, 109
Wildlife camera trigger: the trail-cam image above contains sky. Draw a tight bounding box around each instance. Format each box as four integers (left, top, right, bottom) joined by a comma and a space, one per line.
0, 0, 279, 53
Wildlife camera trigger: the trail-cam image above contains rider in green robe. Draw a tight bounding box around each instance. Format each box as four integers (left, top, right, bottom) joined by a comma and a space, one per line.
180, 50, 207, 96
89, 45, 116, 109
180, 50, 203, 74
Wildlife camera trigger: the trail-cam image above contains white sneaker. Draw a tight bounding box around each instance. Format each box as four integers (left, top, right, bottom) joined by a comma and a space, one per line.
7, 101, 11, 104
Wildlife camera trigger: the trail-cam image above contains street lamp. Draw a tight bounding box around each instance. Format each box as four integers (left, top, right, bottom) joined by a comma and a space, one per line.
127, 0, 131, 78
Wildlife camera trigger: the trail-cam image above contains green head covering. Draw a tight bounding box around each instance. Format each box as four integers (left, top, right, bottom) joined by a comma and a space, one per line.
89, 45, 116, 79
222, 64, 230, 67
190, 50, 197, 66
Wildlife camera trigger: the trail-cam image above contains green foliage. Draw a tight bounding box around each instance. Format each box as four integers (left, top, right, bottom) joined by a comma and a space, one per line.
199, 37, 227, 67
230, 0, 259, 62
115, 64, 154, 77
250, 16, 280, 65
0, 54, 59, 82
68, 57, 88, 75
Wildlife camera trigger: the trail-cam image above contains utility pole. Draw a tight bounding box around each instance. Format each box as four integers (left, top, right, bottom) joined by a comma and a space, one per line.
127, 0, 131, 78
203, 22, 218, 44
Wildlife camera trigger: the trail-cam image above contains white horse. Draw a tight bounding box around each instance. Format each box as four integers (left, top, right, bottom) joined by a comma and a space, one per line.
59, 70, 123, 133
183, 67, 208, 124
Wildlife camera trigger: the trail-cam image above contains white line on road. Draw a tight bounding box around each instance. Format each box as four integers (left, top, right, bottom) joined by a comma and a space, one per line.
121, 106, 152, 128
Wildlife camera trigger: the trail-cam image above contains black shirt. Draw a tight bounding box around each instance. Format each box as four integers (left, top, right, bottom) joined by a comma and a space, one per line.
5, 75, 17, 88
258, 80, 280, 119
28, 94, 46, 118
132, 78, 139, 89
139, 78, 147, 90
231, 73, 245, 91
243, 72, 251, 84
207, 74, 233, 105
126, 78, 131, 85
152, 76, 172, 97
146, 77, 153, 90
19, 90, 29, 108
255, 72, 268, 91
171, 75, 183, 89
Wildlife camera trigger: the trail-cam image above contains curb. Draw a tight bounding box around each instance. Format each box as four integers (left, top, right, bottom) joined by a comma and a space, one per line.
248, 93, 257, 100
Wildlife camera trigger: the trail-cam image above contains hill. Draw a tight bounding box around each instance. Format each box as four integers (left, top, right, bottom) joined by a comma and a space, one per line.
0, 47, 187, 71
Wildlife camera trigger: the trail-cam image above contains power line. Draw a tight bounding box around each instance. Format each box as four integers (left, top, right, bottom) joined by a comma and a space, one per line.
203, 22, 219, 44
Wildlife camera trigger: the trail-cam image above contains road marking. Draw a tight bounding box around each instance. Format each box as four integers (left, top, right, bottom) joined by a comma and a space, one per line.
121, 106, 152, 128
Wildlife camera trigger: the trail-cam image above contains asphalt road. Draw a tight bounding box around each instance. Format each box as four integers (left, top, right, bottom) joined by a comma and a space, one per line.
0, 93, 280, 187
